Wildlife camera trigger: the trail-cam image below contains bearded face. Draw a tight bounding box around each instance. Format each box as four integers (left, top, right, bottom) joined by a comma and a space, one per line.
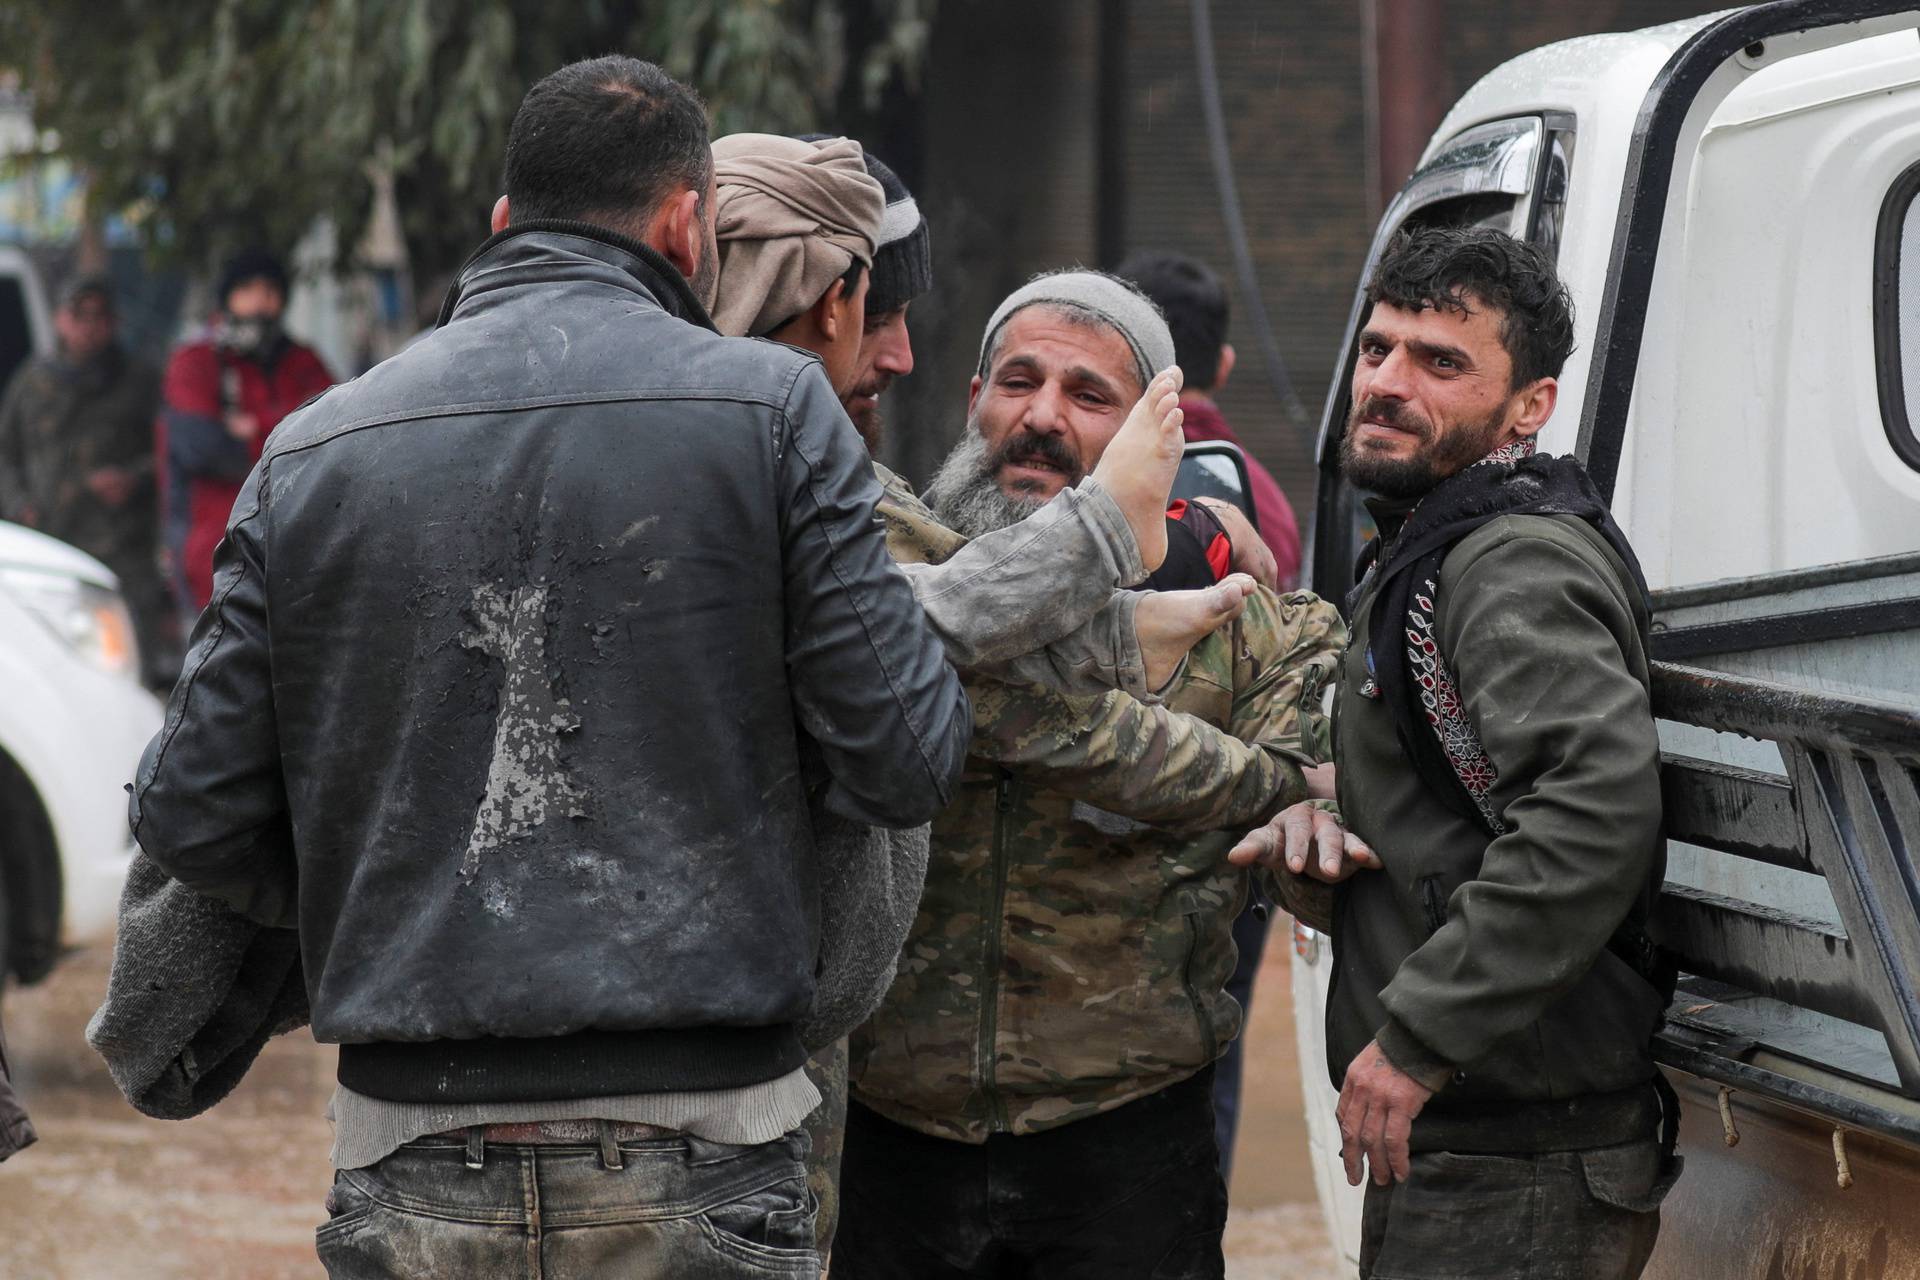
1338, 393, 1508, 500
1339, 299, 1547, 500
924, 413, 1063, 538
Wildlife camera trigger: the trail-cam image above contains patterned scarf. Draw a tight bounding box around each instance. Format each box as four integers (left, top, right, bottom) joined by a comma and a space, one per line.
1351, 437, 1649, 835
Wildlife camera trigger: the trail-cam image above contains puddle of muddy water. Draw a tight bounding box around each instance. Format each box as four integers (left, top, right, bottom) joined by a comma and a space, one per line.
0, 937, 1341, 1278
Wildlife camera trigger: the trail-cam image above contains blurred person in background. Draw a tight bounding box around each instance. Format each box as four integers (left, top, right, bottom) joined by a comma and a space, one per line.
1120, 249, 1308, 1182
0, 274, 171, 683
157, 247, 332, 619
1120, 251, 1302, 589
792, 133, 929, 456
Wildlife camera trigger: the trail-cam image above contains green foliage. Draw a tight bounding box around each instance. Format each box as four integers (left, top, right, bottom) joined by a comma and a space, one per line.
0, 0, 933, 282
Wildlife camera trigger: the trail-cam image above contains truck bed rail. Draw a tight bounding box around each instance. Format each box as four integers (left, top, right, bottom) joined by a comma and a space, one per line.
1651, 662, 1920, 1141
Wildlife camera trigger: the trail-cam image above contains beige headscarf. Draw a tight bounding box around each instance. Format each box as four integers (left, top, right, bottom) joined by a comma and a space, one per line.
710, 133, 884, 338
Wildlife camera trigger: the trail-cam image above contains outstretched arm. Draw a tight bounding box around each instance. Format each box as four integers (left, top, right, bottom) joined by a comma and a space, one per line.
969, 590, 1346, 838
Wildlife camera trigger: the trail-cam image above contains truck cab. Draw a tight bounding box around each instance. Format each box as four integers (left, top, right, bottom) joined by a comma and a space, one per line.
1292, 4, 1920, 1273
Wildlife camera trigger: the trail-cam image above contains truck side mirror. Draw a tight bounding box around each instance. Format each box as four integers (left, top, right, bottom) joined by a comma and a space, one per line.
1172, 441, 1260, 535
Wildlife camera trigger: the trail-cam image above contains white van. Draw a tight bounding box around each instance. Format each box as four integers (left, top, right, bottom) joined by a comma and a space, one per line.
1289, 4, 1920, 1274
0, 250, 162, 984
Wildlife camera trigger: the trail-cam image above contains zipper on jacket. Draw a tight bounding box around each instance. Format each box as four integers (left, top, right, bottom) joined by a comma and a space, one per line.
982, 770, 1015, 1131
1420, 875, 1448, 936
1181, 912, 1220, 1065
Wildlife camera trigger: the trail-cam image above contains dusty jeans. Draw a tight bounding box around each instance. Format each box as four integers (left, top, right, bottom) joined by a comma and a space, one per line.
315, 1130, 818, 1279
1359, 1140, 1677, 1280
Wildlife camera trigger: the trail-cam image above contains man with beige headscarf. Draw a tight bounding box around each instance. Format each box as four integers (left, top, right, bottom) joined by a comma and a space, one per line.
709, 133, 884, 399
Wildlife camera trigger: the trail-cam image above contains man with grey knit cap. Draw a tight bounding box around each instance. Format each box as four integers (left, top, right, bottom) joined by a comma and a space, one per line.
835, 271, 1347, 1279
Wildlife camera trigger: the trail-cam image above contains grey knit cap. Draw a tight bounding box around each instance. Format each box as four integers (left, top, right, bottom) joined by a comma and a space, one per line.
977, 270, 1174, 388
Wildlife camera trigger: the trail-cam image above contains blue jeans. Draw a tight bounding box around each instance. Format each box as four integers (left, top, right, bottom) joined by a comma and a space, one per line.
316, 1130, 819, 1279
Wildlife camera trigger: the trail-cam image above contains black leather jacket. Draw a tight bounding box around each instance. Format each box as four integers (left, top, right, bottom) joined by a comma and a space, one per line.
130, 223, 970, 1102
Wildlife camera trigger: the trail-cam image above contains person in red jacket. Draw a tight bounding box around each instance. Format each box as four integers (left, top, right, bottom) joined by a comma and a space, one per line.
158, 248, 333, 615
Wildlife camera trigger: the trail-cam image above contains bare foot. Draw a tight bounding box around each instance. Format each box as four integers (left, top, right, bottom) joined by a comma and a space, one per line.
1137, 573, 1257, 690
1090, 366, 1185, 573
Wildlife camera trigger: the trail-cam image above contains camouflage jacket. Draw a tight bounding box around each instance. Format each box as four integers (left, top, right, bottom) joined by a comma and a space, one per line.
851, 465, 1346, 1141
0, 347, 160, 567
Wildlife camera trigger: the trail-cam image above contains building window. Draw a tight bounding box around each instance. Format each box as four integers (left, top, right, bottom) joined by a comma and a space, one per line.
1875, 161, 1920, 471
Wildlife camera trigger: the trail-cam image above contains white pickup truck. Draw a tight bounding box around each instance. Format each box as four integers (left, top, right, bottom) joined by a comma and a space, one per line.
0, 249, 163, 986
1285, 3, 1920, 1274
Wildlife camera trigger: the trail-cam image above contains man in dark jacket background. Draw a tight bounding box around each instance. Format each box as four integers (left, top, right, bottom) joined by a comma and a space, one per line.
128, 55, 969, 1279
1234, 227, 1676, 1280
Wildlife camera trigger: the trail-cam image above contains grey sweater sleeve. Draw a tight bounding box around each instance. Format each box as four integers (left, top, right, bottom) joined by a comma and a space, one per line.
799, 811, 931, 1051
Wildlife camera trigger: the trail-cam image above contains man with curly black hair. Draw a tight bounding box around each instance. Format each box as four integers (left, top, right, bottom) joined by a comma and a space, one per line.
1234, 225, 1679, 1280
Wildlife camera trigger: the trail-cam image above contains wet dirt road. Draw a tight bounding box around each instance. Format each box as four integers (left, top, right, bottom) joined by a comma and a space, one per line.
0, 938, 1343, 1278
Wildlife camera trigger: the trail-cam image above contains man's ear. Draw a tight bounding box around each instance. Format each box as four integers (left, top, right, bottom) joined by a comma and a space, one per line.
1214, 343, 1236, 392
813, 279, 848, 342
648, 188, 703, 281
967, 373, 984, 417
1510, 377, 1558, 439
490, 195, 510, 234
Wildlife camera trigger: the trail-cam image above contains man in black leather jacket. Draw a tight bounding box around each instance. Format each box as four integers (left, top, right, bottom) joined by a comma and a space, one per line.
128, 56, 968, 1279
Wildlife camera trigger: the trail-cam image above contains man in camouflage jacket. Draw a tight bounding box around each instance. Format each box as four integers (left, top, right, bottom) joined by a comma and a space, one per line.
834, 273, 1345, 1279
0, 275, 168, 679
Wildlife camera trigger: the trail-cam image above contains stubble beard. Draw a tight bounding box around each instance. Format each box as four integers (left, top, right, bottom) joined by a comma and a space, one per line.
690, 232, 720, 312
846, 374, 891, 454
1339, 396, 1509, 499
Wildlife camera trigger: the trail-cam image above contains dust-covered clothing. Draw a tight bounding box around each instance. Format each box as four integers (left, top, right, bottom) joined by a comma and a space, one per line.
873, 462, 1153, 699
316, 1130, 819, 1279
849, 585, 1344, 1143
326, 1070, 819, 1170
0, 1011, 35, 1162
1309, 504, 1667, 1153
129, 221, 969, 1104
1359, 1140, 1670, 1280
800, 466, 1322, 1251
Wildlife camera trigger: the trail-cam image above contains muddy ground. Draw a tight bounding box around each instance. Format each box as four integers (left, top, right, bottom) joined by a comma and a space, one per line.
0, 935, 1343, 1278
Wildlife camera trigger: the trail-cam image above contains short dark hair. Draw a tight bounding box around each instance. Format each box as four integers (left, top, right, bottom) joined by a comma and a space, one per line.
503, 57, 712, 238
839, 257, 866, 296
1364, 227, 1575, 388
1117, 251, 1228, 389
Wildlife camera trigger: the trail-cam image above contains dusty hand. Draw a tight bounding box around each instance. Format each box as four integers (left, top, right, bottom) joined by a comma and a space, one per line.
1089, 366, 1184, 573
85, 466, 136, 507
225, 411, 261, 442
1194, 497, 1279, 592
1338, 1040, 1434, 1186
1226, 801, 1378, 882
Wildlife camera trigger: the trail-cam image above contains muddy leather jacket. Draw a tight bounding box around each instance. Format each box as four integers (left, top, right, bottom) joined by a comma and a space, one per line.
129, 222, 971, 1104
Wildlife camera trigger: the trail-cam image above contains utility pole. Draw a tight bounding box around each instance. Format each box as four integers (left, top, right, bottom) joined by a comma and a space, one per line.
1361, 0, 1452, 220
